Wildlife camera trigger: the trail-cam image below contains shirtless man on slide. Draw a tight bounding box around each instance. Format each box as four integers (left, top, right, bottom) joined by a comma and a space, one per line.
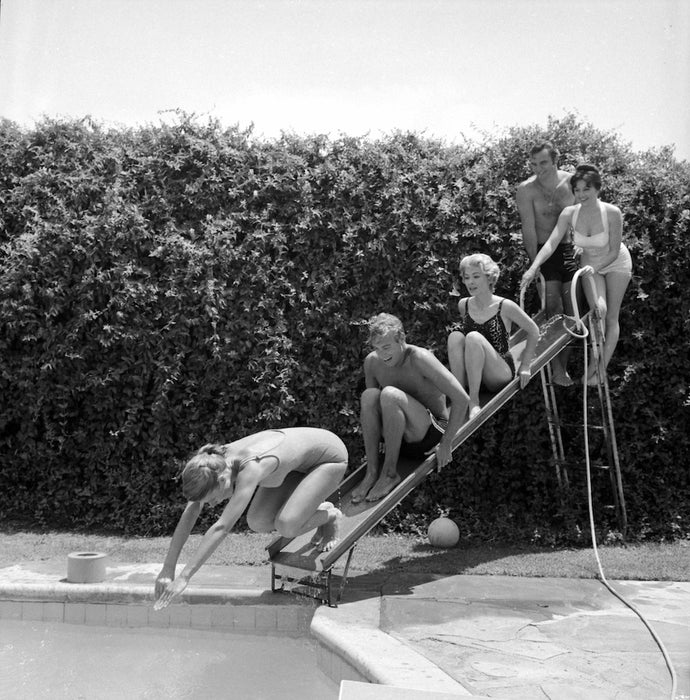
516, 141, 575, 385
351, 313, 469, 504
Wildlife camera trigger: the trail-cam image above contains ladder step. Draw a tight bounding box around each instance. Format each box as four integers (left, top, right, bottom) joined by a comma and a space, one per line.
550, 421, 606, 431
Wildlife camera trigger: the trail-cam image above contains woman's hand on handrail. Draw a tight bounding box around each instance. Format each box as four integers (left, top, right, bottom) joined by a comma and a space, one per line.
519, 269, 545, 313
520, 266, 538, 290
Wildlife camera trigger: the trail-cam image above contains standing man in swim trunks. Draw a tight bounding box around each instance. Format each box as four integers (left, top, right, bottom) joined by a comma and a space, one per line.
516, 141, 576, 385
351, 313, 469, 504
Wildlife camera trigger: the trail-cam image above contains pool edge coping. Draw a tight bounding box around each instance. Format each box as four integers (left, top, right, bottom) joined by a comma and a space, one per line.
0, 573, 469, 695
311, 597, 471, 695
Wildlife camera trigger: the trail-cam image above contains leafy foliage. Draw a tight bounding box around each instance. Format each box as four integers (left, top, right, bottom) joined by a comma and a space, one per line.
0, 113, 688, 542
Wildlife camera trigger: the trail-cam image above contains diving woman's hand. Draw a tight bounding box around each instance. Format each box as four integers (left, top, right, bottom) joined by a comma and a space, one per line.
153, 575, 188, 611
154, 569, 174, 599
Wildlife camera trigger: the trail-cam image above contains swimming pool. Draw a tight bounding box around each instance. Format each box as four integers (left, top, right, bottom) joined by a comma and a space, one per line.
3, 619, 338, 699
0, 561, 467, 696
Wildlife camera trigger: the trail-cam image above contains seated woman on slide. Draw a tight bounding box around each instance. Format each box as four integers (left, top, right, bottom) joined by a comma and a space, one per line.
521, 165, 632, 385
447, 254, 540, 420
154, 427, 347, 609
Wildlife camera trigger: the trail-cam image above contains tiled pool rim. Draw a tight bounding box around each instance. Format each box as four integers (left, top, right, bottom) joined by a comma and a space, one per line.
0, 577, 467, 696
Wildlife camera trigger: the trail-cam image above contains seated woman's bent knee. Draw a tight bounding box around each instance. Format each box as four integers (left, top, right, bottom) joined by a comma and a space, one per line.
465, 330, 485, 344
464, 331, 488, 354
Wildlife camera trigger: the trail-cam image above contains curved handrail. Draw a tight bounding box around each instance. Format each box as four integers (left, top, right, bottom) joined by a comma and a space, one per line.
565, 267, 594, 339
520, 268, 599, 340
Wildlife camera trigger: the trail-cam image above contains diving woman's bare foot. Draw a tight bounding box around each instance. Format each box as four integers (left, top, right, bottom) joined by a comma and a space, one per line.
469, 403, 481, 421
365, 473, 401, 502
315, 508, 342, 552
311, 502, 334, 545
351, 475, 377, 504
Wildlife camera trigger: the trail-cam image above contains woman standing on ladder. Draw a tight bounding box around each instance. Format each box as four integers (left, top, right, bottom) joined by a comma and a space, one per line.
521, 165, 632, 385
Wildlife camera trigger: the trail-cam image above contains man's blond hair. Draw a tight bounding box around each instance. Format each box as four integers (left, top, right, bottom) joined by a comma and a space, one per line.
367, 313, 405, 345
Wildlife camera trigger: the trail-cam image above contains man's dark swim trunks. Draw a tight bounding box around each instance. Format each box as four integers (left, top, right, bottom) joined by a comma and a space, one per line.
399, 414, 447, 459
538, 240, 578, 283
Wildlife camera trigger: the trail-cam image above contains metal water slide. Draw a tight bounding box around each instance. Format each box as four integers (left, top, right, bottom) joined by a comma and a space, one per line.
268, 309, 583, 606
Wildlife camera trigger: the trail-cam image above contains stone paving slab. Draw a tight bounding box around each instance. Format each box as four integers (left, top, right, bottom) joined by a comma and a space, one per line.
0, 560, 268, 588
378, 575, 690, 699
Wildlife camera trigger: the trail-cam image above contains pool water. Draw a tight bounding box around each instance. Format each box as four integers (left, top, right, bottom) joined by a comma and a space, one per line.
2, 620, 338, 699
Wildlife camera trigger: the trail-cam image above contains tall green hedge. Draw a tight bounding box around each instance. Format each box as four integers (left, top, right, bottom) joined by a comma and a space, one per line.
1, 113, 688, 542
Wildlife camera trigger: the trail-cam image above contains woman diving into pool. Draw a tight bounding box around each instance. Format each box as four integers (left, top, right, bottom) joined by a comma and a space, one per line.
154, 427, 348, 609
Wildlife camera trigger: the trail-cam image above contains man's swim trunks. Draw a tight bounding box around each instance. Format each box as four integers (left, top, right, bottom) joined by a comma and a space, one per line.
399, 414, 447, 459
538, 240, 577, 283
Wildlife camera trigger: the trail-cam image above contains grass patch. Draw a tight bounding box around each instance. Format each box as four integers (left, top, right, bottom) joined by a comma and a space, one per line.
1, 524, 688, 581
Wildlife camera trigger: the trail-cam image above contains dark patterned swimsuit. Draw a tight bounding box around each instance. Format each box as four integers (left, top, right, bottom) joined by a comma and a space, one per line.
456, 298, 515, 375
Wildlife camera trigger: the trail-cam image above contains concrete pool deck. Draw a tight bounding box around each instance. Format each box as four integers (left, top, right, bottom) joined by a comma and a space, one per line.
1, 560, 688, 699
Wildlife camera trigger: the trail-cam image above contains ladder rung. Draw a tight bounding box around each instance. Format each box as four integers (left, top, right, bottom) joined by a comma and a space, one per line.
551, 421, 607, 431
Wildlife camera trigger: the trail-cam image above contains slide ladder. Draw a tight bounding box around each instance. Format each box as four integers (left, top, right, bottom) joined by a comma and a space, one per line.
268, 309, 581, 606
537, 269, 627, 536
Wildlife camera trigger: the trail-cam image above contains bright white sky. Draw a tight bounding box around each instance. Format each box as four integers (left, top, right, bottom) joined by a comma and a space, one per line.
0, 0, 688, 160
